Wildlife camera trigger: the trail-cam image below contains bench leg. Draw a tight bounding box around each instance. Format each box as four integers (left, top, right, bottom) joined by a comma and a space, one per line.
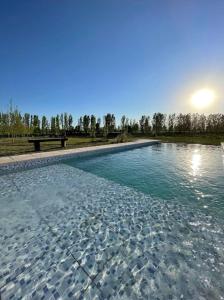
34, 141, 40, 151
61, 140, 66, 147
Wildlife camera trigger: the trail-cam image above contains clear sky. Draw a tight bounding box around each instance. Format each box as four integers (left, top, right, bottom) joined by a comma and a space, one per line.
0, 0, 223, 120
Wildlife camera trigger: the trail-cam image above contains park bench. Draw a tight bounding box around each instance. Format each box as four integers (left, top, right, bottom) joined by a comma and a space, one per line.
28, 137, 68, 151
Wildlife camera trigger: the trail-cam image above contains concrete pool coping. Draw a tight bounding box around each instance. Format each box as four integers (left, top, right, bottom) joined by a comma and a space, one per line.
0, 139, 160, 167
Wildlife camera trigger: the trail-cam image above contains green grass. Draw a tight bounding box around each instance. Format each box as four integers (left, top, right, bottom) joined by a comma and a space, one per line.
156, 135, 224, 146
0, 134, 222, 157
0, 137, 114, 157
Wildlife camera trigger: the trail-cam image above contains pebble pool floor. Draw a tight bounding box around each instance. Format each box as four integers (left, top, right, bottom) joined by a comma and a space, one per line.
0, 164, 224, 299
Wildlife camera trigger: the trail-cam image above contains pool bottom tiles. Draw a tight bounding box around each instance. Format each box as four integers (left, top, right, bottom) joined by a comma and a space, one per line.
0, 164, 224, 299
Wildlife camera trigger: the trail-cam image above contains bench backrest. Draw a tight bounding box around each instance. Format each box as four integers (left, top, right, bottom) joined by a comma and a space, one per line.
28, 137, 68, 142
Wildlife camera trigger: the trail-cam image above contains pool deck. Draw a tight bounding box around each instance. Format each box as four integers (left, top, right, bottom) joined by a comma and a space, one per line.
0, 139, 160, 166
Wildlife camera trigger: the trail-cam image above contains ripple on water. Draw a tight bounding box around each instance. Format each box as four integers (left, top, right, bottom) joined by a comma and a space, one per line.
0, 164, 224, 299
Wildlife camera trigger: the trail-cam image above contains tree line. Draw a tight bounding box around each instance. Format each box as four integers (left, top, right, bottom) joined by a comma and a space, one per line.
0, 103, 224, 138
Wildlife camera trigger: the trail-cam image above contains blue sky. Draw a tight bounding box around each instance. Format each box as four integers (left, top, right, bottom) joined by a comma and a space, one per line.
0, 0, 223, 120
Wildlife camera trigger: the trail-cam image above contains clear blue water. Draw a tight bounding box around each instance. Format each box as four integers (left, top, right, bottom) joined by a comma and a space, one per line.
65, 143, 224, 215
0, 143, 224, 299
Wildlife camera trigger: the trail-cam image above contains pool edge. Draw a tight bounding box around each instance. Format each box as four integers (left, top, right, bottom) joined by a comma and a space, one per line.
0, 139, 160, 172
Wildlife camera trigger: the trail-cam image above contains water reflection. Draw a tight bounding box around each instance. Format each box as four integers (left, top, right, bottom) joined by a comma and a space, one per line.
191, 150, 202, 177
67, 143, 224, 215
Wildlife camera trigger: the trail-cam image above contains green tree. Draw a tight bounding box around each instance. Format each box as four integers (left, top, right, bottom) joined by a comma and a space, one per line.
139, 116, 146, 133
104, 113, 116, 133
90, 115, 96, 137
131, 120, 139, 133
152, 113, 166, 134
0, 113, 9, 135
23, 113, 30, 135
68, 114, 73, 131
51, 117, 56, 134
56, 114, 60, 135
41, 116, 48, 135
144, 116, 151, 133
8, 101, 25, 140
33, 115, 40, 135
168, 114, 176, 132
96, 118, 101, 134
83, 115, 90, 134
64, 113, 68, 131
60, 114, 64, 131
121, 115, 126, 131
78, 117, 83, 132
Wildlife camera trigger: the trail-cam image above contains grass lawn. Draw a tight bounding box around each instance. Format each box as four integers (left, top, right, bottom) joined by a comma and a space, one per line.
0, 134, 223, 157
0, 137, 121, 157
156, 135, 224, 146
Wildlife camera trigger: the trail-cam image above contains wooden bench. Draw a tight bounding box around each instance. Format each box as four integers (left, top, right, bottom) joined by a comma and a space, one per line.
28, 137, 68, 151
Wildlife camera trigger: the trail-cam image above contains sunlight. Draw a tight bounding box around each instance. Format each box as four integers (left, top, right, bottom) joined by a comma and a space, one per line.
191, 88, 215, 109
191, 151, 201, 177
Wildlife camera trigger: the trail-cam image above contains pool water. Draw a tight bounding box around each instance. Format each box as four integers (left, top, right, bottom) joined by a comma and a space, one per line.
0, 143, 224, 299
65, 143, 224, 216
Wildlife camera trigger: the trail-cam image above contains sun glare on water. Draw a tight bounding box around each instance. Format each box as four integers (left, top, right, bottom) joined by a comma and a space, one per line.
191, 88, 215, 109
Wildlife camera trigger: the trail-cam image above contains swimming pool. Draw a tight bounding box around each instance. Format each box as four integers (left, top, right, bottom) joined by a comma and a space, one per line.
66, 143, 224, 216
0, 143, 224, 299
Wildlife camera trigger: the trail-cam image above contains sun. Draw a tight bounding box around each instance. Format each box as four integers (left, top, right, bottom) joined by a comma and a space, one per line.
191, 89, 215, 109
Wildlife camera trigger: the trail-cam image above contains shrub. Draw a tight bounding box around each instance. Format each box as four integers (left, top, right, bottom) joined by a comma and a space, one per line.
115, 133, 130, 143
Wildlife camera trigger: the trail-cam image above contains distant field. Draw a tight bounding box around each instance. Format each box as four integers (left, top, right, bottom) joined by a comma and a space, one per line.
0, 135, 223, 157
157, 135, 224, 146
0, 137, 118, 157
